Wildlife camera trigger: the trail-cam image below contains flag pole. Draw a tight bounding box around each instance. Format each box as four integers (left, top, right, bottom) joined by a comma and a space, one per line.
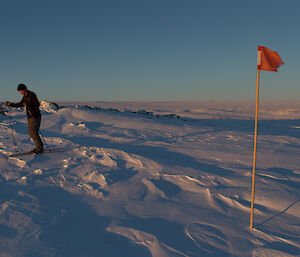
250, 68, 260, 229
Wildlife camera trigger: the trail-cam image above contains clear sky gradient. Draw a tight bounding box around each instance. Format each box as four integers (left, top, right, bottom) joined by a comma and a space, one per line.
1, 0, 299, 102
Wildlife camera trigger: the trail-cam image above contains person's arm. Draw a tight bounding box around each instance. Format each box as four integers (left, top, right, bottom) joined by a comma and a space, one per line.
6, 97, 24, 108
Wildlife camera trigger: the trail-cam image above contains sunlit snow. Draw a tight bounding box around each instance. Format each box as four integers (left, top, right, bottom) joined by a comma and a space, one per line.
0, 101, 299, 257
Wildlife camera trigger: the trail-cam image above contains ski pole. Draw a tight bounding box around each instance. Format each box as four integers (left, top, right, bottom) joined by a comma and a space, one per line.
6, 106, 18, 152
39, 132, 51, 151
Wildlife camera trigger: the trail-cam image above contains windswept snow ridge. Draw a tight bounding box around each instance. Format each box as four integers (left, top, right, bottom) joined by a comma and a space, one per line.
0, 102, 299, 257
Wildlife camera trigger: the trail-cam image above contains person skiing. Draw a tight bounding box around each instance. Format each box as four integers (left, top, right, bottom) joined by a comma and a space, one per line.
5, 84, 44, 154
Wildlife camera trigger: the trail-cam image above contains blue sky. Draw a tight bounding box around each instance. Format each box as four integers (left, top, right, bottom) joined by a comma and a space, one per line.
1, 0, 299, 102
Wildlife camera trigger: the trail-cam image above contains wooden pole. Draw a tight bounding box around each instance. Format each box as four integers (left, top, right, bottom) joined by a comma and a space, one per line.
250, 68, 260, 229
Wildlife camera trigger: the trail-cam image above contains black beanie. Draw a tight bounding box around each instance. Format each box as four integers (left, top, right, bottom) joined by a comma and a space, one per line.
17, 84, 27, 91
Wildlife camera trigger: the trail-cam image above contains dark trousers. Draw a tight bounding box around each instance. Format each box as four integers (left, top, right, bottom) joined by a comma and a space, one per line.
28, 115, 43, 150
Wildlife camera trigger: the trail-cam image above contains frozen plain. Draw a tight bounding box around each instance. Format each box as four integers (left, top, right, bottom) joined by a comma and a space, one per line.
0, 101, 299, 257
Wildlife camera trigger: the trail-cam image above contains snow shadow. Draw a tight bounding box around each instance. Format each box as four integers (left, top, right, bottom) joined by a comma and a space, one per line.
262, 241, 300, 256
149, 179, 182, 198
104, 168, 138, 185
0, 183, 151, 257
259, 167, 300, 188
256, 199, 300, 227
6, 120, 28, 135
38, 187, 150, 257
0, 224, 17, 238
120, 217, 231, 257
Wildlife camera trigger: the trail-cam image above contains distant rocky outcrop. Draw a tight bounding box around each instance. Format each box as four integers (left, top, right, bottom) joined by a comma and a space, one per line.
76, 105, 190, 122
40, 100, 59, 113
0, 104, 6, 116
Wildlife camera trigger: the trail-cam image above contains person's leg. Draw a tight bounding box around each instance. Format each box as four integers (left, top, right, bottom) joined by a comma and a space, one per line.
28, 116, 43, 152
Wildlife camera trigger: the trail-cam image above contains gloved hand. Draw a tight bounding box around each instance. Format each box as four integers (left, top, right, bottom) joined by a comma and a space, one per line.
5, 101, 11, 106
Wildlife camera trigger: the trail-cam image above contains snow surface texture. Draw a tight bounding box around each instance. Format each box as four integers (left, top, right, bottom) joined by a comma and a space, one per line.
0, 101, 299, 257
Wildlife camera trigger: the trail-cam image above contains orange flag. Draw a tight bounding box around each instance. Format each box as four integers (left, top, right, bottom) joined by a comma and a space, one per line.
257, 46, 284, 72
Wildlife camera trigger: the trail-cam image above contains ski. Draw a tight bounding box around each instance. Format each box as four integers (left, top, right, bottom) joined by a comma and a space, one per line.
0, 146, 77, 159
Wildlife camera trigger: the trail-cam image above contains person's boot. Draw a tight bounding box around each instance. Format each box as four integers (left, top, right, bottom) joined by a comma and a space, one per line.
29, 148, 44, 154
29, 149, 37, 154
35, 148, 44, 154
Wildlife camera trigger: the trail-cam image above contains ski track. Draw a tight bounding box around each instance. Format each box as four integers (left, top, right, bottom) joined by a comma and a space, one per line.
0, 102, 299, 257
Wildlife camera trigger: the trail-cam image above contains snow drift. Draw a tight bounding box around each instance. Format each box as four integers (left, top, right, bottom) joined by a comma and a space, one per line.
0, 102, 299, 257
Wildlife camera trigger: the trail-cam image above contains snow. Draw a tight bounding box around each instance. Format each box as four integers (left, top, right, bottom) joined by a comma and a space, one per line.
0, 101, 299, 257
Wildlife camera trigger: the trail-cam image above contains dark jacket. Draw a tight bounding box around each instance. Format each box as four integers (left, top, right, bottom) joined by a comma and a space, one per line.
10, 90, 41, 118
